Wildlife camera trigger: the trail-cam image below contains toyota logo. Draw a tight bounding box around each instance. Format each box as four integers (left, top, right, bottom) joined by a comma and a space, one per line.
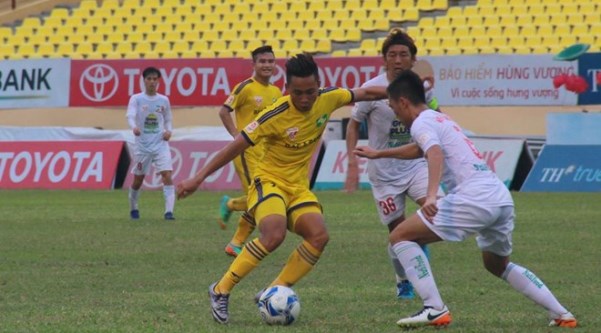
80, 64, 119, 102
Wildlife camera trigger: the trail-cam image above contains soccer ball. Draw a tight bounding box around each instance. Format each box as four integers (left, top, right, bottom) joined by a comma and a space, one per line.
257, 285, 301, 325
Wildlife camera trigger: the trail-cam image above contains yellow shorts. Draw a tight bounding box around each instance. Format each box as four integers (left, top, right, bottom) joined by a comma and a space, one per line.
248, 177, 322, 231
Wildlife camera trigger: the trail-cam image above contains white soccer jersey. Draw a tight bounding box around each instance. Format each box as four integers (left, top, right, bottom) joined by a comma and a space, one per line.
126, 92, 173, 154
411, 110, 513, 205
351, 73, 435, 184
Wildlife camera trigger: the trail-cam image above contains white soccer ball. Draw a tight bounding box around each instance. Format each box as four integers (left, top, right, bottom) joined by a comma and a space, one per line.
257, 285, 301, 325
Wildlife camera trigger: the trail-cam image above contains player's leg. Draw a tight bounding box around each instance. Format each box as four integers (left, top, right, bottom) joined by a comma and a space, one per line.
155, 148, 175, 220
218, 155, 249, 226
223, 155, 255, 256
268, 203, 328, 288
479, 206, 577, 327
387, 216, 414, 299
160, 170, 175, 220
389, 213, 449, 327
210, 196, 288, 323
128, 153, 151, 219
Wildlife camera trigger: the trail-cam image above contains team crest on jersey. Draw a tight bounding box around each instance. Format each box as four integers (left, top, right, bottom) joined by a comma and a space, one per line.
254, 96, 263, 107
245, 121, 259, 133
286, 127, 299, 140
316, 114, 328, 127
155, 105, 165, 113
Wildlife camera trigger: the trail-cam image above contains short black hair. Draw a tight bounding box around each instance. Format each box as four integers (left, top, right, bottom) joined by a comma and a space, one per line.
142, 67, 161, 79
285, 53, 318, 83
251, 45, 274, 62
381, 28, 418, 59
387, 70, 426, 105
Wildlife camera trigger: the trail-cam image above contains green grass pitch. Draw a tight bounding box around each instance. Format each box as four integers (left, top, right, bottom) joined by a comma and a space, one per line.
1, 190, 600, 333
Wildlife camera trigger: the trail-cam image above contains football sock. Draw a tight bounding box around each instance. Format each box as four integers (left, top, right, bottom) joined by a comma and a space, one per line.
215, 238, 269, 294
392, 241, 444, 309
227, 195, 247, 211
502, 262, 568, 317
163, 185, 175, 213
128, 187, 140, 210
388, 243, 407, 281
231, 212, 256, 247
271, 241, 322, 287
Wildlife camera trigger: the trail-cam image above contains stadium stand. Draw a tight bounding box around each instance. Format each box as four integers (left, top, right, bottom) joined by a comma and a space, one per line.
0, 0, 599, 59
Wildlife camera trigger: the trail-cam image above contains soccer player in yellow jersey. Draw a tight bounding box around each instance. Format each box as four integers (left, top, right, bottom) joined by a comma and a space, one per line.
217, 46, 282, 258
177, 54, 388, 324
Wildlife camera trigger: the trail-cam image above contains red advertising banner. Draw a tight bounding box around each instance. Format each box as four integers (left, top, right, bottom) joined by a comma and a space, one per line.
0, 141, 124, 189
122, 140, 322, 191
69, 57, 384, 107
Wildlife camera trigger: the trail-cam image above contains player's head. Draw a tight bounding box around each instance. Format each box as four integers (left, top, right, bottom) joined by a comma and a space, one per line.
381, 28, 418, 78
285, 53, 320, 112
387, 70, 427, 125
142, 67, 161, 95
251, 45, 276, 81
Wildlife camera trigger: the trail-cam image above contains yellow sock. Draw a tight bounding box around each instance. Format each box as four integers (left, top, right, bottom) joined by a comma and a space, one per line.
231, 212, 256, 247
215, 239, 269, 294
227, 195, 247, 211
271, 241, 322, 287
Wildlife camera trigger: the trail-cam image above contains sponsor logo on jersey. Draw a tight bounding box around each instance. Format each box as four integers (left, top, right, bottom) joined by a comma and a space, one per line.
254, 96, 263, 107
286, 127, 299, 140
316, 114, 328, 127
245, 121, 259, 133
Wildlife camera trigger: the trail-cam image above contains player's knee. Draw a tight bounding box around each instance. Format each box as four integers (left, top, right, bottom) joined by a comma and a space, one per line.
260, 230, 287, 252
482, 253, 509, 277
307, 230, 329, 251
389, 227, 408, 244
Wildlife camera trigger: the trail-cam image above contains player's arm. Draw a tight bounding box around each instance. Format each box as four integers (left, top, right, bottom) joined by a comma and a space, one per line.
350, 86, 388, 102
420, 144, 443, 221
354, 142, 423, 160
163, 99, 173, 141
218, 105, 238, 138
126, 96, 140, 136
177, 135, 250, 199
344, 118, 362, 193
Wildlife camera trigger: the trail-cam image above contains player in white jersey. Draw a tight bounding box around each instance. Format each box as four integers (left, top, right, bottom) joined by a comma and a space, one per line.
126, 67, 176, 221
354, 70, 577, 329
345, 28, 441, 300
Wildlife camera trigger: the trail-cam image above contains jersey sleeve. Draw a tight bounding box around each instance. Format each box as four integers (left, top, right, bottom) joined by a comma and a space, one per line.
240, 99, 287, 146
126, 95, 137, 129
320, 87, 353, 113
223, 81, 249, 112
411, 117, 440, 153
351, 100, 372, 122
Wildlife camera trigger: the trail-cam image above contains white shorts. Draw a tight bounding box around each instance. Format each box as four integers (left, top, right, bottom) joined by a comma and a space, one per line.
130, 146, 173, 176
371, 165, 432, 225
418, 192, 515, 256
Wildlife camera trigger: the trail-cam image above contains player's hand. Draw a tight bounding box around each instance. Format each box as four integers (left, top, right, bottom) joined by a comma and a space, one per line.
344, 160, 359, 193
420, 196, 438, 223
353, 146, 379, 159
133, 127, 141, 136
176, 178, 200, 199
163, 130, 172, 141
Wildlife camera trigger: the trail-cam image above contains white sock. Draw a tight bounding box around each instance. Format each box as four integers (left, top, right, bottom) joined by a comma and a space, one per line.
163, 185, 175, 213
388, 243, 407, 282
128, 187, 140, 210
502, 262, 569, 318
392, 241, 444, 309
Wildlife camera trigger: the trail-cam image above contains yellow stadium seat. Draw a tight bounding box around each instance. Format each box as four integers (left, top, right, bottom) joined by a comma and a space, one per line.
426, 47, 445, 56
483, 16, 499, 26
202, 30, 219, 41
37, 43, 55, 57
530, 45, 549, 54
489, 36, 507, 48
571, 24, 589, 36
435, 16, 451, 26
115, 43, 133, 54
520, 25, 537, 36
350, 9, 367, 21
508, 36, 525, 46
503, 26, 519, 36
515, 15, 532, 26
180, 50, 197, 59
96, 26, 113, 36
339, 19, 356, 30
479, 5, 495, 16
57, 43, 74, 56
553, 25, 570, 36
271, 2, 287, 12
433, 0, 448, 10
216, 50, 236, 58
457, 37, 474, 49
300, 39, 317, 53
290, 1, 305, 13
47, 34, 65, 45
136, 43, 152, 54
69, 34, 86, 45
496, 45, 513, 54
463, 6, 478, 16
347, 48, 363, 57
50, 8, 69, 19
562, 3, 579, 15
172, 41, 189, 53
96, 42, 114, 54
525, 36, 542, 45
454, 26, 469, 37
450, 16, 467, 26
311, 28, 328, 40
256, 30, 274, 41
560, 35, 577, 47
440, 37, 456, 49
245, 39, 263, 52
447, 7, 461, 16
77, 25, 95, 36
528, 4, 545, 14
486, 25, 502, 36
360, 39, 376, 50
533, 14, 550, 26
331, 50, 346, 57
404, 8, 420, 22
579, 3, 596, 14
154, 41, 171, 54
79, 0, 97, 12
466, 16, 483, 26
281, 39, 299, 52
498, 15, 515, 26
478, 45, 496, 54
470, 26, 486, 37
228, 39, 244, 51
424, 37, 441, 50
209, 40, 227, 51
238, 30, 255, 41
252, 2, 269, 12
275, 29, 293, 41
321, 19, 338, 31
437, 26, 453, 39
75, 43, 95, 58
513, 45, 531, 54
191, 40, 208, 52
576, 35, 594, 46
250, 20, 269, 31
446, 47, 462, 55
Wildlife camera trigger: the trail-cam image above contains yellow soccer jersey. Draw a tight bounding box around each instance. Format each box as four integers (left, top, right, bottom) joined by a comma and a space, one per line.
241, 87, 353, 188
223, 78, 282, 131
